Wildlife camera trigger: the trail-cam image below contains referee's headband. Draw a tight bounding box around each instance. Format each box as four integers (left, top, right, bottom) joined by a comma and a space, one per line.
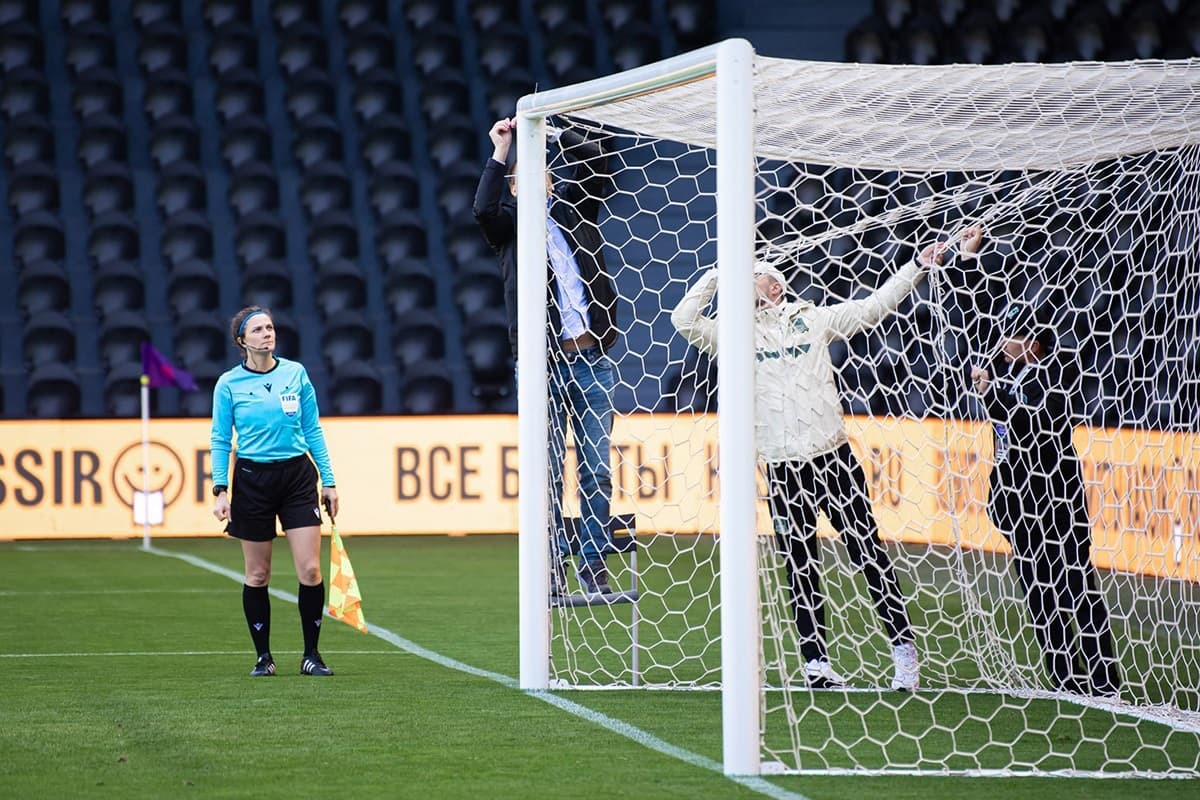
238, 310, 269, 337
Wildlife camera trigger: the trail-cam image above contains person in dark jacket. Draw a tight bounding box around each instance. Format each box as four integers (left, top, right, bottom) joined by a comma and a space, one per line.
472, 116, 619, 596
971, 298, 1121, 696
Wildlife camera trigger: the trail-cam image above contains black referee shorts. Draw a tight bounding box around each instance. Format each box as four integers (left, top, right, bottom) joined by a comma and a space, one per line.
226, 454, 323, 542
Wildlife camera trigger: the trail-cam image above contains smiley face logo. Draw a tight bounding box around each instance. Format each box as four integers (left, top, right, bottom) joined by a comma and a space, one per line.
111, 441, 186, 509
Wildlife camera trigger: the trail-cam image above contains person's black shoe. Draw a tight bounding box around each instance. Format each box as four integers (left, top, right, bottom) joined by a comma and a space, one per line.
578, 560, 612, 594
550, 559, 568, 598
301, 651, 334, 676
250, 654, 276, 677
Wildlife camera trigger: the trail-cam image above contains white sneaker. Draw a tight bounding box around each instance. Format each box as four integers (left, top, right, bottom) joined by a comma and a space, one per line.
891, 642, 920, 691
804, 658, 846, 689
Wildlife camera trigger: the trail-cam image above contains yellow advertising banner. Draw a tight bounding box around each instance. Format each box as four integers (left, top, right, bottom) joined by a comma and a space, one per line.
0, 415, 1195, 581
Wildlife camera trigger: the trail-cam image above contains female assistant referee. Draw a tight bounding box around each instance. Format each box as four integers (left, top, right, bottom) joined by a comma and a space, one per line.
210, 306, 339, 677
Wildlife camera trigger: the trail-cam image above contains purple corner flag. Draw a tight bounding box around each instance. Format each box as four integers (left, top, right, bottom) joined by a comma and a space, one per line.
141, 342, 197, 391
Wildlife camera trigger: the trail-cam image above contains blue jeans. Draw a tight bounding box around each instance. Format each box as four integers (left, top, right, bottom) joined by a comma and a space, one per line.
547, 348, 615, 567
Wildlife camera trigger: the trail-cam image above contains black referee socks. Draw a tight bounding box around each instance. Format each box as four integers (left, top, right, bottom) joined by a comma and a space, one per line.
242, 584, 271, 657
298, 581, 325, 656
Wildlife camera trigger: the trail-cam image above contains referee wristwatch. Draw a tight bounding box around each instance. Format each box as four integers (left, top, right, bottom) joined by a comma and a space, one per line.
212, 485, 227, 497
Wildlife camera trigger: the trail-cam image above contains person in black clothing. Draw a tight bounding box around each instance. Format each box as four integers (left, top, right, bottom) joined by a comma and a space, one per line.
971, 298, 1121, 696
472, 117, 620, 595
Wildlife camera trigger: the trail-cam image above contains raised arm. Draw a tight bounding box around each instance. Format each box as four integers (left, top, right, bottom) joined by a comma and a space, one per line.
670, 269, 720, 356
556, 126, 610, 222
472, 118, 516, 250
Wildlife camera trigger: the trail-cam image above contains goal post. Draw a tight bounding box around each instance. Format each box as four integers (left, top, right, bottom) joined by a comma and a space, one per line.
513, 39, 1200, 779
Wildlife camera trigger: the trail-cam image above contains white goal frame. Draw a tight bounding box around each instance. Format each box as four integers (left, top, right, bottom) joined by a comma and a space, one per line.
514, 38, 762, 776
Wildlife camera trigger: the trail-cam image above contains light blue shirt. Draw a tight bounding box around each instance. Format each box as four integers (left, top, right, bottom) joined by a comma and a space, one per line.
547, 200, 590, 340
210, 357, 336, 487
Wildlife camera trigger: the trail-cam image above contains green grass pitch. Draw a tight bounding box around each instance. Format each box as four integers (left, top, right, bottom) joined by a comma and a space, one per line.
1, 535, 1196, 798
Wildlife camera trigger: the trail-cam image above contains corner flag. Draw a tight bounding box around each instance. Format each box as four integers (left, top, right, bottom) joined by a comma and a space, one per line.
327, 517, 367, 633
140, 342, 197, 391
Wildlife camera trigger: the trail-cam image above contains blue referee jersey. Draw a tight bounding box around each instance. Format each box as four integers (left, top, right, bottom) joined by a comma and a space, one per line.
210, 357, 335, 488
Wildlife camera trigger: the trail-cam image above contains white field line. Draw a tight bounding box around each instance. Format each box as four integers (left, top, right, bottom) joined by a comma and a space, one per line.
144, 545, 811, 800
0, 650, 400, 658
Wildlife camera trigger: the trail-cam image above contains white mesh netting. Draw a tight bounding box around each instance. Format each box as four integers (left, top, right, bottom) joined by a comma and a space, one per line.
530, 54, 1200, 777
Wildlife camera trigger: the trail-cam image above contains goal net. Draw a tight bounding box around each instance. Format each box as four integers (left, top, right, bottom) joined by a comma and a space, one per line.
514, 41, 1200, 777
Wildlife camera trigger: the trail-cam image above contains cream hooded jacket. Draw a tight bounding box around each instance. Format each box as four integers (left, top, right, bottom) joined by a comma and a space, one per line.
670, 260, 925, 464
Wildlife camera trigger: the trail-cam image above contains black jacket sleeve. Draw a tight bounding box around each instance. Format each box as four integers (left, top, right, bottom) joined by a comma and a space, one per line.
473, 157, 514, 251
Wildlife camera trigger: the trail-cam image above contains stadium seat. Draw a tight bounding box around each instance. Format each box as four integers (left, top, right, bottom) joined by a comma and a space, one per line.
104, 362, 145, 418
204, 0, 253, 29
76, 113, 127, 168
600, 0, 639, 31
404, 0, 454, 32
945, 9, 996, 63
0, 21, 41, 72
874, 0, 912, 29
345, 21, 394, 76
14, 210, 65, 263
143, 69, 194, 121
139, 20, 188, 73
359, 113, 413, 170
150, 114, 200, 169
173, 310, 228, 367
65, 21, 115, 74
427, 114, 479, 170
1003, 9, 1054, 62
339, 0, 387, 31
272, 0, 321, 31
17, 260, 71, 315
300, 163, 352, 219
483, 69, 534, 121
0, 0, 36, 25
73, 66, 123, 119
454, 258, 505, 317
222, 114, 272, 169
401, 359, 455, 413
156, 161, 207, 216
276, 21, 327, 76
9, 161, 59, 215
330, 360, 384, 415
544, 22, 596, 79
410, 22, 462, 75
167, 260, 221, 317
392, 310, 446, 368
352, 68, 404, 122
436, 163, 483, 219
470, 0, 520, 32
1, 66, 47, 117
314, 259, 368, 317
132, 0, 180, 28
286, 68, 336, 120
896, 18, 941, 65
534, 0, 586, 32
369, 162, 420, 217
241, 258, 294, 309
384, 258, 437, 316
228, 161, 280, 217
62, 0, 108, 27
84, 162, 135, 217
235, 211, 287, 266
666, 0, 715, 50
322, 311, 375, 364
4, 113, 53, 166
376, 209, 428, 264
419, 68, 471, 124
27, 363, 82, 418
443, 221, 491, 268
462, 309, 513, 404
609, 21, 662, 71
93, 260, 145, 315
308, 210, 360, 266
179, 359, 226, 416
215, 68, 265, 121
159, 210, 212, 266
23, 310, 76, 367
477, 22, 529, 76
1064, 6, 1111, 60
98, 310, 151, 368
208, 21, 258, 76
292, 113, 344, 169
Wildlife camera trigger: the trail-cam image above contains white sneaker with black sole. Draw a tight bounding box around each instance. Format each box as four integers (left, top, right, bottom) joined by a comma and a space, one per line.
804, 658, 846, 689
